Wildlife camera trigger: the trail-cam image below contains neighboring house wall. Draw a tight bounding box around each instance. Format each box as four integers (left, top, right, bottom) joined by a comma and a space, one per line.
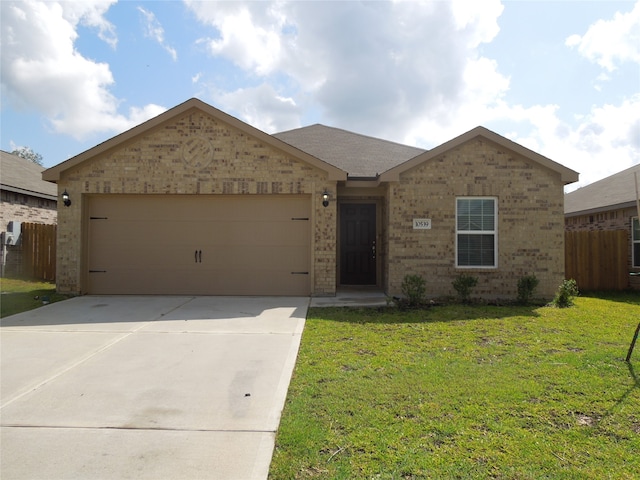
0, 192, 57, 277
55, 109, 337, 295
565, 206, 639, 290
386, 138, 565, 299
565, 206, 636, 233
1, 151, 58, 278
0, 190, 57, 227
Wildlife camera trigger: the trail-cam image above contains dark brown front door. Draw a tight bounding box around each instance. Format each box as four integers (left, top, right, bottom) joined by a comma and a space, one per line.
340, 203, 376, 285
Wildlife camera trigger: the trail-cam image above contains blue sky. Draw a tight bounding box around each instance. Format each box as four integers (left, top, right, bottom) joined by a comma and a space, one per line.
2, 1, 639, 192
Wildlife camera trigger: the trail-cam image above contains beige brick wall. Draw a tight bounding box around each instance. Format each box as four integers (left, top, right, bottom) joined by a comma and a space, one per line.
1, 194, 57, 228
56, 109, 336, 295
386, 138, 566, 301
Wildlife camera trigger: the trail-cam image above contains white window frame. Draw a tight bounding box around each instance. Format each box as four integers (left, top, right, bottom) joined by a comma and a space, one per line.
456, 197, 498, 268
633, 217, 640, 268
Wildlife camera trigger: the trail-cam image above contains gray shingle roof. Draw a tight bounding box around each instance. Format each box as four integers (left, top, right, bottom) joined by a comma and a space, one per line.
274, 124, 425, 178
565, 163, 640, 215
1, 150, 57, 199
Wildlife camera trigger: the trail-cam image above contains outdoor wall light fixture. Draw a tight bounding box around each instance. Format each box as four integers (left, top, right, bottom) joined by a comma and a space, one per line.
62, 190, 71, 207
322, 190, 330, 207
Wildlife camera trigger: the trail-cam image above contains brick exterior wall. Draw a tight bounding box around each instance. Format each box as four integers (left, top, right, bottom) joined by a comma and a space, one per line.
1, 192, 57, 278
55, 109, 336, 295
1, 191, 57, 227
386, 138, 566, 301
565, 206, 639, 290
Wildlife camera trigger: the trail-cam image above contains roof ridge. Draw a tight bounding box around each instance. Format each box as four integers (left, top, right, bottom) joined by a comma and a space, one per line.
276, 124, 426, 152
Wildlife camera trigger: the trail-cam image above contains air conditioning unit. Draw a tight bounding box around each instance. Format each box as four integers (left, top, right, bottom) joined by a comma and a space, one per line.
5, 221, 21, 245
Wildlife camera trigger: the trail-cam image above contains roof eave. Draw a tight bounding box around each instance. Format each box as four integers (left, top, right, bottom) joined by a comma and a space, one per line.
1, 184, 57, 201
565, 201, 638, 217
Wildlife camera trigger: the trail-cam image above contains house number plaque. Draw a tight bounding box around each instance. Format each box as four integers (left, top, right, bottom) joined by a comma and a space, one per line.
413, 218, 432, 229
181, 136, 214, 168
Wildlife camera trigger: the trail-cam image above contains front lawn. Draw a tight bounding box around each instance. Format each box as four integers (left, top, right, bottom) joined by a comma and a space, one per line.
0, 278, 70, 318
270, 293, 640, 479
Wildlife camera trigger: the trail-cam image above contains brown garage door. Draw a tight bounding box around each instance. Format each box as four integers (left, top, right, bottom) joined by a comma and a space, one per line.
86, 195, 311, 295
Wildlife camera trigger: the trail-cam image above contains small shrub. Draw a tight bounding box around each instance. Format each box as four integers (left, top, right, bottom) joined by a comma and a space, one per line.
452, 274, 478, 304
517, 275, 539, 304
400, 274, 427, 307
552, 279, 579, 308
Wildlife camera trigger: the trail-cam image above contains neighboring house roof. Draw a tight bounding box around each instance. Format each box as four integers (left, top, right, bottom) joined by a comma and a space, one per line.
43, 98, 346, 182
380, 126, 579, 185
565, 163, 640, 216
274, 124, 425, 178
0, 150, 57, 200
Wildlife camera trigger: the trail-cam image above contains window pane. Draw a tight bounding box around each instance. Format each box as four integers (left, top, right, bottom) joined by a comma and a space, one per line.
457, 199, 470, 215
634, 242, 640, 268
482, 199, 495, 215
633, 218, 640, 240
458, 216, 470, 230
469, 214, 482, 230
457, 198, 495, 232
458, 233, 495, 267
480, 234, 495, 265
458, 235, 470, 265
482, 214, 495, 230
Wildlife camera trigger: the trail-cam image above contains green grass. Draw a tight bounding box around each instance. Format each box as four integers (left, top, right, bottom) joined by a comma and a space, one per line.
0, 278, 71, 318
270, 292, 640, 479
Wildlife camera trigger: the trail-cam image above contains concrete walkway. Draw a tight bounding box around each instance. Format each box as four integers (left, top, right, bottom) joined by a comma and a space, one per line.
1, 295, 308, 480
310, 287, 388, 307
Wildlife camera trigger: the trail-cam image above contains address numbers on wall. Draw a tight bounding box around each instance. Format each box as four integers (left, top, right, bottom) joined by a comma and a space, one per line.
413, 218, 432, 230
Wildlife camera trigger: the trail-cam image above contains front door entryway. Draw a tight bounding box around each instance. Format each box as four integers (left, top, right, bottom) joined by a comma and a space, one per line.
340, 203, 376, 285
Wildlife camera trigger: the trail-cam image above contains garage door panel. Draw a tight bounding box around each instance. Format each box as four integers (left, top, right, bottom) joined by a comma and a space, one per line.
87, 195, 311, 295
200, 223, 309, 247
206, 246, 308, 269
89, 268, 309, 296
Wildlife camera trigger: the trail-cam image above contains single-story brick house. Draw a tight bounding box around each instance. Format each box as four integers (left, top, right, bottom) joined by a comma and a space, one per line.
43, 98, 578, 299
565, 163, 640, 289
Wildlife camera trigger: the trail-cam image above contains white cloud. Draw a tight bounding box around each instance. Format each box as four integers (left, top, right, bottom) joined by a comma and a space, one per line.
61, 0, 118, 48
210, 83, 301, 133
181, 1, 640, 191
0, 0, 166, 140
566, 0, 640, 71
186, 0, 506, 141
186, 1, 286, 76
450, 0, 503, 46
137, 6, 178, 61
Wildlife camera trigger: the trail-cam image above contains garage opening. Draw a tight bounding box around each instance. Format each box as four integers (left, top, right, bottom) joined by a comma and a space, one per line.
86, 195, 311, 295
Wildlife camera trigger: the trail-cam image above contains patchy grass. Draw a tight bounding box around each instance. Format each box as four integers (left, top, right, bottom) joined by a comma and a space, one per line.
270, 293, 640, 479
0, 278, 71, 318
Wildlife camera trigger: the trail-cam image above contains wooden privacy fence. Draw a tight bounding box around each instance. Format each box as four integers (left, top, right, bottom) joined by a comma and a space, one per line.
565, 230, 628, 291
21, 222, 57, 281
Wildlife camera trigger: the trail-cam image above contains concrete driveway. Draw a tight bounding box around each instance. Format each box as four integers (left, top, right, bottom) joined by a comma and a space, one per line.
1, 295, 308, 480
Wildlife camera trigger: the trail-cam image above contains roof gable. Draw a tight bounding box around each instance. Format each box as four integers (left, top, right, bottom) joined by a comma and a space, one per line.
274, 124, 425, 178
1, 150, 57, 199
379, 126, 579, 185
43, 98, 346, 182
